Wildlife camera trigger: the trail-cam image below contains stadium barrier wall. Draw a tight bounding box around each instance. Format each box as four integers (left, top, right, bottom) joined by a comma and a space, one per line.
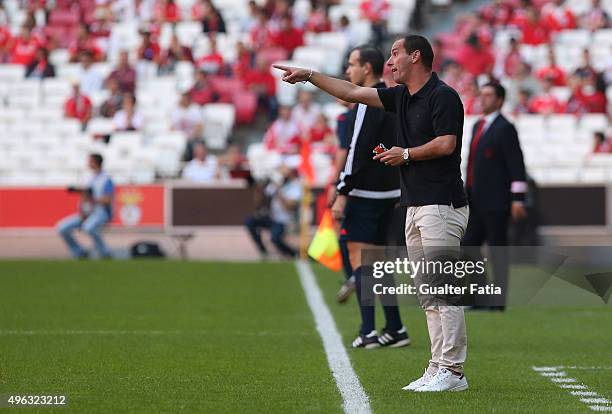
0, 184, 607, 230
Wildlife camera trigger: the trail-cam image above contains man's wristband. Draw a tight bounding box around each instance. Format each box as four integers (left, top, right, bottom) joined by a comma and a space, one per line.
302, 68, 313, 84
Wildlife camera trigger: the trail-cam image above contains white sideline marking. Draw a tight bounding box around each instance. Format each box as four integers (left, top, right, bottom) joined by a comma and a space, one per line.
542, 371, 567, 377
533, 366, 560, 372
572, 391, 599, 397
533, 366, 612, 412
582, 399, 611, 404
552, 378, 577, 383
561, 385, 588, 390
296, 260, 371, 414
534, 366, 612, 371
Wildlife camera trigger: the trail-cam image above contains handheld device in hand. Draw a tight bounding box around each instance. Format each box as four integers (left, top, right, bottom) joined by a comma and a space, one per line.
373, 143, 388, 155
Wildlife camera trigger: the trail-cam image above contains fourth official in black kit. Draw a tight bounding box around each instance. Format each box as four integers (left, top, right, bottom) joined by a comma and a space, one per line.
462, 82, 528, 310
330, 45, 410, 350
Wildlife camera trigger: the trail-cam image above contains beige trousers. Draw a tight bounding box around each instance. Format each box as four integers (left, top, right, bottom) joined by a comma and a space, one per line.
405, 204, 469, 374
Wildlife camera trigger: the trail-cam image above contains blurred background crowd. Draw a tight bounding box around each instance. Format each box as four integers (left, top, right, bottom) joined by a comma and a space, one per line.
0, 0, 610, 188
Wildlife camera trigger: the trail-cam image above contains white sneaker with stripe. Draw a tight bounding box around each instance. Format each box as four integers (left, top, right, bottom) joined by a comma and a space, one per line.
351, 330, 380, 349
415, 368, 468, 392
378, 326, 411, 348
402, 369, 435, 391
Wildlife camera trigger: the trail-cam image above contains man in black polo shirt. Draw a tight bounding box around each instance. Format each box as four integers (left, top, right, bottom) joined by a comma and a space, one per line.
274, 34, 469, 392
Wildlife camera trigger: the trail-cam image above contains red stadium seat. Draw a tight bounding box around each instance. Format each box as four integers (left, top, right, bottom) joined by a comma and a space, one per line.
257, 47, 289, 66
233, 91, 258, 124
210, 76, 244, 103
44, 26, 79, 49
49, 9, 80, 26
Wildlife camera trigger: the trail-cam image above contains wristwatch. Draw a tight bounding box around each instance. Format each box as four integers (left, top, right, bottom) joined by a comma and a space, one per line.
402, 148, 410, 164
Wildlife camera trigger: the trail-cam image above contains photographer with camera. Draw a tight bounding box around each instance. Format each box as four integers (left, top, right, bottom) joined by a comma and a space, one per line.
57, 154, 115, 259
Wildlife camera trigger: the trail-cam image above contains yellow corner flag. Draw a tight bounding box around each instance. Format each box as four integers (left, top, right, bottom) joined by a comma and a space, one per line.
307, 209, 342, 272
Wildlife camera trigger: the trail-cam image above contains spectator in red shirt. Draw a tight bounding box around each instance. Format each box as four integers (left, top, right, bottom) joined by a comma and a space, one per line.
0, 25, 12, 63
243, 57, 277, 117
10, 25, 41, 66
593, 131, 612, 153
456, 32, 495, 76
154, 0, 180, 23
69, 24, 104, 63
270, 15, 304, 57
305, 113, 335, 155
529, 78, 566, 114
89, 13, 113, 39
64, 83, 93, 129
509, 0, 531, 28
536, 48, 566, 86
572, 75, 608, 113
196, 35, 225, 74
442, 60, 475, 97
190, 69, 220, 105
480, 0, 514, 27
360, 0, 389, 47
541, 0, 577, 33
503, 37, 523, 77
263, 105, 301, 154
306, 6, 332, 33
106, 50, 136, 94
137, 30, 161, 63
456, 13, 493, 47
463, 80, 483, 115
25, 47, 55, 79
250, 8, 273, 51
232, 41, 253, 78
306, 113, 333, 143
23, 11, 46, 45
517, 7, 550, 45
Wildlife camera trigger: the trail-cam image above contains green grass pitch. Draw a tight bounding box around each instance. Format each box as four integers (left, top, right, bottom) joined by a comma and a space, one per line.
0, 260, 610, 413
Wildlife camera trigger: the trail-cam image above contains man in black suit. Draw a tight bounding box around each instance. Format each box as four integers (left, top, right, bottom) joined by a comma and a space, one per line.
463, 82, 527, 310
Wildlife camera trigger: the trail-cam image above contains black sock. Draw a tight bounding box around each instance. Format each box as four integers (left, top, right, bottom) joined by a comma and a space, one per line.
382, 306, 403, 332
354, 266, 375, 335
339, 236, 353, 280
381, 272, 403, 332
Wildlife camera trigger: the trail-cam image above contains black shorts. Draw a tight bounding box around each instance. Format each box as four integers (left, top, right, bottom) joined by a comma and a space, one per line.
341, 196, 403, 246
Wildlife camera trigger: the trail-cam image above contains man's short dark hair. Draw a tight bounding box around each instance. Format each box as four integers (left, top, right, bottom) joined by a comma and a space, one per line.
483, 82, 506, 103
351, 45, 384, 76
402, 35, 434, 70
90, 153, 103, 167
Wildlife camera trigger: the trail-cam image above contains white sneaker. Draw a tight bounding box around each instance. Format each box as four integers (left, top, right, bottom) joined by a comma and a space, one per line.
415, 368, 468, 392
402, 369, 435, 391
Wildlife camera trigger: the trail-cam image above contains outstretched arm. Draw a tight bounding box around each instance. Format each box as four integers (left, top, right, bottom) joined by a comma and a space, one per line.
273, 65, 383, 108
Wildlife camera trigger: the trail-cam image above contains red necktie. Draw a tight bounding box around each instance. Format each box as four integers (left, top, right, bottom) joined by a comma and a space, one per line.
466, 118, 486, 188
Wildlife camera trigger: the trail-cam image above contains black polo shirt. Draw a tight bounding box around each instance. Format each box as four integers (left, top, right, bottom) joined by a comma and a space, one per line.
377, 72, 467, 207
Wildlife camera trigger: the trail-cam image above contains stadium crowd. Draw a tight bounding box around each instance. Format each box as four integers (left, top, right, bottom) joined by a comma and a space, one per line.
0, 0, 611, 185
435, 0, 611, 119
